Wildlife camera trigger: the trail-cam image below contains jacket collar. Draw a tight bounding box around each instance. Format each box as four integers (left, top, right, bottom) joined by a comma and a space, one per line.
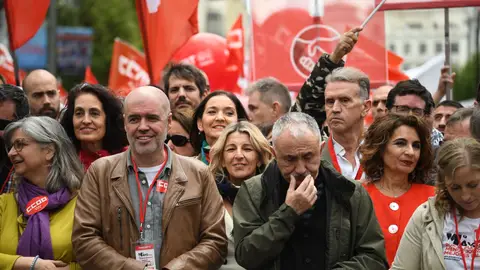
261, 160, 356, 209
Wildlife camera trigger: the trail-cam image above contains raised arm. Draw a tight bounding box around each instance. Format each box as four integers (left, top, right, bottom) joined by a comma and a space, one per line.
291, 27, 362, 128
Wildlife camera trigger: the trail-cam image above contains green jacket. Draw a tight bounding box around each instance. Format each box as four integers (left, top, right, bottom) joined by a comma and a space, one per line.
233, 161, 388, 270
291, 53, 345, 129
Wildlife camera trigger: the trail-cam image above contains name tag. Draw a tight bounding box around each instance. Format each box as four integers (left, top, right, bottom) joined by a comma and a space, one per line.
135, 244, 156, 270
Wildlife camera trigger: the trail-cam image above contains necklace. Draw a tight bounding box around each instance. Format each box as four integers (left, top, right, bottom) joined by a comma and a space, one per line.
376, 182, 411, 198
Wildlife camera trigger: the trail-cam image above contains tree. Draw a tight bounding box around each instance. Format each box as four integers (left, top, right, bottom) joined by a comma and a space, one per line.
453, 53, 479, 101
57, 0, 142, 89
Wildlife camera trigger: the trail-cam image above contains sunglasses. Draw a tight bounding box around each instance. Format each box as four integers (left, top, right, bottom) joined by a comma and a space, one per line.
165, 134, 190, 147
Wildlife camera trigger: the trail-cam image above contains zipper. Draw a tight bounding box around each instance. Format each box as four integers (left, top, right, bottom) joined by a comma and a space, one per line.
175, 197, 201, 207
117, 207, 124, 250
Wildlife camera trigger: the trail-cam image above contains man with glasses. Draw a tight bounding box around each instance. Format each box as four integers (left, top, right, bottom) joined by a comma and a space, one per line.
385, 79, 443, 147
0, 84, 29, 194
371, 84, 393, 119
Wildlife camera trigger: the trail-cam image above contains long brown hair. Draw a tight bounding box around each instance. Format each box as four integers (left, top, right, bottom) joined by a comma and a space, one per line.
360, 114, 433, 183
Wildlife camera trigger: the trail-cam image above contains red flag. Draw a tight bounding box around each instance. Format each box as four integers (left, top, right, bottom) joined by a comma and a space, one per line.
226, 15, 244, 78
108, 39, 150, 97
4, 0, 50, 50
378, 0, 480, 10
84, 66, 99, 84
135, 0, 199, 84
0, 43, 26, 84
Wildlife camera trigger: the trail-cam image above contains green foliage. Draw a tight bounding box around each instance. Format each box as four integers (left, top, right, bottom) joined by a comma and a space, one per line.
453, 53, 479, 101
57, 0, 143, 89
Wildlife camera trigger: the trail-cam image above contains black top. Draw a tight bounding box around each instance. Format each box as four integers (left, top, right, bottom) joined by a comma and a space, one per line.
278, 175, 327, 270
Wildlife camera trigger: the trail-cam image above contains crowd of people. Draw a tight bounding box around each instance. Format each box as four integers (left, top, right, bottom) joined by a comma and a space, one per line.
0, 26, 479, 270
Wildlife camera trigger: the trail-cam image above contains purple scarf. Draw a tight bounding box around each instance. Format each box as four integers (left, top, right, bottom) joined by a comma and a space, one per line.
16, 180, 71, 259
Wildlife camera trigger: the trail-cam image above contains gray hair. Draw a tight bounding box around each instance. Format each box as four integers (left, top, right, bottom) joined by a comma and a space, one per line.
446, 108, 474, 127
271, 112, 321, 146
4, 116, 84, 193
247, 77, 292, 113
326, 67, 370, 100
471, 108, 480, 142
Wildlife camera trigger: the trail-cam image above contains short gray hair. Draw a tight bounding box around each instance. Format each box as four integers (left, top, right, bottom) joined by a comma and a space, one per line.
471, 108, 480, 141
4, 116, 84, 193
247, 77, 292, 113
446, 108, 474, 127
326, 67, 370, 100
271, 112, 321, 146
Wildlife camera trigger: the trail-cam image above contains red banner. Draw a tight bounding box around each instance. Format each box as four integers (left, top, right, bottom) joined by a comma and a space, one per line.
226, 15, 244, 79
249, 1, 387, 90
4, 0, 50, 50
378, 0, 480, 10
84, 66, 99, 84
135, 0, 199, 84
0, 44, 26, 85
108, 39, 150, 97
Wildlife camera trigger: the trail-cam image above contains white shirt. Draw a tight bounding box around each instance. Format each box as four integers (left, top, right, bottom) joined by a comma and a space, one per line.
332, 137, 365, 180
138, 165, 162, 186
442, 211, 480, 270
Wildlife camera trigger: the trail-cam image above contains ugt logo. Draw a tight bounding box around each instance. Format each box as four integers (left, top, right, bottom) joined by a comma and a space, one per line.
290, 24, 342, 79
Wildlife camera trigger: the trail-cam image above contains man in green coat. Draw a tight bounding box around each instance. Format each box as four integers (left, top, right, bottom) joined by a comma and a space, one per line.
233, 112, 388, 270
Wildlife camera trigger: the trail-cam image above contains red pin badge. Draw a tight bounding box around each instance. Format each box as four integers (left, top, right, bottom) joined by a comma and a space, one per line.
156, 180, 168, 193
25, 196, 48, 215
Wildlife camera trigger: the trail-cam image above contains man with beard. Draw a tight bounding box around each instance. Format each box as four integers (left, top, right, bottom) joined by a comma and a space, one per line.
233, 112, 387, 270
164, 63, 208, 111
22, 69, 61, 119
247, 77, 292, 141
0, 84, 29, 194
73, 86, 227, 269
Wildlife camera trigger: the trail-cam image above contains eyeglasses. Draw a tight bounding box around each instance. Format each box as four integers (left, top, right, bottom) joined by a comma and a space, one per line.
7, 138, 31, 153
392, 105, 425, 117
165, 134, 190, 147
372, 99, 387, 107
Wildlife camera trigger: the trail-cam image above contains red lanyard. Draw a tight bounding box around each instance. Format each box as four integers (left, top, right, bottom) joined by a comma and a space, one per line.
328, 137, 363, 180
131, 147, 168, 239
452, 210, 480, 270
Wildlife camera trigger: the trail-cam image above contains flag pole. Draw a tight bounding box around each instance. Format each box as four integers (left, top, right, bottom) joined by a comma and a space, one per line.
4, 0, 21, 86
444, 8, 452, 100
135, 1, 155, 85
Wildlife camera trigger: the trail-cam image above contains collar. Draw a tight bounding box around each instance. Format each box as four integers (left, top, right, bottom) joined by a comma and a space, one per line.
261, 160, 356, 209
331, 136, 364, 158
126, 144, 173, 176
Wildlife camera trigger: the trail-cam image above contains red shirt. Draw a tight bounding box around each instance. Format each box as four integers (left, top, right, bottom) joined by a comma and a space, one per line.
364, 183, 435, 265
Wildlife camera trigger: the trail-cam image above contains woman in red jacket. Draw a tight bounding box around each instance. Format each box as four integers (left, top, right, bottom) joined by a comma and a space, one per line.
360, 114, 435, 265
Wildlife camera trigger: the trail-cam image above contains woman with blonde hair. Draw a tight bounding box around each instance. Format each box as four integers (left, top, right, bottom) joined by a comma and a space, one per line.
392, 138, 480, 270
209, 121, 273, 269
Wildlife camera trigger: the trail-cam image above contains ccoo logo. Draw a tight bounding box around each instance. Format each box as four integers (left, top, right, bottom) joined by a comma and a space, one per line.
290, 24, 342, 79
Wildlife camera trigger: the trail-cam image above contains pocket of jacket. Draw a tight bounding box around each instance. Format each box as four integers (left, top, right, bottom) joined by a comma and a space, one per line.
176, 197, 202, 207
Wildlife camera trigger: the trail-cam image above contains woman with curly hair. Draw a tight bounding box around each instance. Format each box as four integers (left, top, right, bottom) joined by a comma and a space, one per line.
391, 138, 480, 270
60, 83, 128, 169
359, 114, 435, 265
209, 121, 273, 269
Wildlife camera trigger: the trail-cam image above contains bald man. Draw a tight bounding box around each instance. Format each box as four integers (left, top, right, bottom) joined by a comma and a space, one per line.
73, 86, 227, 270
371, 84, 393, 119
22, 69, 61, 119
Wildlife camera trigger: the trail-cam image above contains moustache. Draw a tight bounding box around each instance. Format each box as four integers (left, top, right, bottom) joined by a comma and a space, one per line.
175, 96, 191, 106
